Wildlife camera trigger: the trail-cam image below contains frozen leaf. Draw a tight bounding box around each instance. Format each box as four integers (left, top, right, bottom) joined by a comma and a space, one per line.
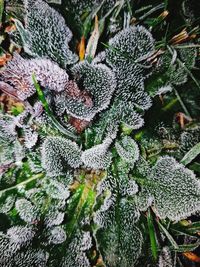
41, 136, 82, 176
81, 137, 113, 169
0, 140, 24, 166
115, 136, 140, 165
47, 226, 66, 244
61, 230, 92, 267
27, 151, 43, 173
15, 198, 38, 223
14, 249, 48, 267
95, 198, 142, 267
20, 0, 77, 66
7, 226, 35, 250
159, 46, 197, 86
0, 195, 15, 214
42, 177, 70, 200
0, 54, 69, 100
23, 127, 38, 148
158, 247, 174, 267
92, 100, 144, 145
137, 156, 200, 221
106, 25, 155, 98
55, 61, 116, 121
44, 209, 65, 227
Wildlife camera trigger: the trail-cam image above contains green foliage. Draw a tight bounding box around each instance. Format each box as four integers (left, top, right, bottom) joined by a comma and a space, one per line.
17, 0, 77, 67
1, 0, 200, 266
41, 136, 82, 175
136, 156, 200, 221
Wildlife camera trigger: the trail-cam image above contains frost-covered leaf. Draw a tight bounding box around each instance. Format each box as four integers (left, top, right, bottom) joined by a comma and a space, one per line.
0, 114, 17, 142
41, 136, 82, 175
44, 209, 65, 227
181, 141, 200, 165
0, 140, 24, 166
115, 136, 139, 165
158, 247, 175, 267
7, 226, 35, 250
47, 226, 66, 244
14, 249, 48, 267
159, 46, 197, 86
106, 25, 155, 98
92, 100, 144, 145
81, 137, 113, 169
23, 127, 38, 148
15, 198, 38, 223
42, 177, 70, 200
136, 156, 200, 221
19, 0, 77, 66
61, 230, 92, 267
27, 151, 43, 173
0, 195, 15, 214
55, 61, 116, 121
0, 54, 69, 100
95, 197, 142, 267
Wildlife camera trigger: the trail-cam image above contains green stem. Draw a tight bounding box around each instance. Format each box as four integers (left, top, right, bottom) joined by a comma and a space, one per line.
147, 209, 158, 261
173, 88, 191, 118
0, 173, 45, 195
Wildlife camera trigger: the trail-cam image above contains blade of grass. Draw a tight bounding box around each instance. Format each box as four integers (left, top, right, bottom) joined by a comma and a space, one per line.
0, 173, 45, 196
171, 242, 200, 252
147, 209, 158, 261
0, 0, 4, 25
158, 221, 179, 249
181, 142, 200, 166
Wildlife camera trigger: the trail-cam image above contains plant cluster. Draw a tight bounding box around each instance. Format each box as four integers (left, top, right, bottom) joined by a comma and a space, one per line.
0, 0, 200, 266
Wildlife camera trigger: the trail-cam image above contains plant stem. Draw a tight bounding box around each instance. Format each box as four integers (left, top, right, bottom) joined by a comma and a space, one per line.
0, 173, 45, 195
173, 88, 191, 118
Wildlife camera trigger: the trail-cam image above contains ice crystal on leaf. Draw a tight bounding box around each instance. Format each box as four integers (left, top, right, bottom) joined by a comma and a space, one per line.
41, 177, 70, 200
41, 136, 82, 176
158, 247, 174, 267
17, 0, 78, 67
115, 136, 139, 165
7, 226, 35, 249
81, 137, 113, 169
106, 25, 155, 99
159, 46, 197, 86
95, 197, 142, 267
14, 249, 48, 267
47, 226, 66, 245
61, 230, 92, 267
0, 54, 69, 100
24, 127, 38, 148
15, 198, 38, 224
136, 156, 200, 221
55, 61, 116, 121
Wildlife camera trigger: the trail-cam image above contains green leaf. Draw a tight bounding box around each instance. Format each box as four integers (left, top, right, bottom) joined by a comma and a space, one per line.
0, 0, 4, 25
158, 222, 179, 249
171, 242, 200, 252
20, 0, 78, 67
147, 209, 158, 261
95, 188, 142, 267
136, 156, 200, 221
181, 142, 200, 166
